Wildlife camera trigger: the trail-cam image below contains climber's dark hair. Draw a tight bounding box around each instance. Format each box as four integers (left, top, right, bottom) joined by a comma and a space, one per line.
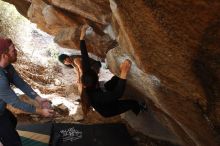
58, 54, 73, 68
82, 70, 98, 89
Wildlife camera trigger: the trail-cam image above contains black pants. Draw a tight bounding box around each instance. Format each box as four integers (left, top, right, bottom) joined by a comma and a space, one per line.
99, 76, 140, 117
0, 109, 22, 146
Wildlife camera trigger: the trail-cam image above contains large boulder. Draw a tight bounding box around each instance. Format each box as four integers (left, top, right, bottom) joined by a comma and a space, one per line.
107, 0, 220, 145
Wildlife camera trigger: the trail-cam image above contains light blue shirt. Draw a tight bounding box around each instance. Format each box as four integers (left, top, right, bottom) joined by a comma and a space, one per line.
0, 64, 38, 114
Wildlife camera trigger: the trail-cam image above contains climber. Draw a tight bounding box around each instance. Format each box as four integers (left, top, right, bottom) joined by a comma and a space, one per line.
58, 53, 101, 84
0, 37, 54, 146
76, 25, 147, 117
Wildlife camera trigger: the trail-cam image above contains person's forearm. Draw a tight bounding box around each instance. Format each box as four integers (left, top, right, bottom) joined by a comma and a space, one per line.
80, 25, 87, 40
12, 101, 36, 113
120, 72, 128, 79
119, 59, 132, 79
80, 30, 86, 40
79, 25, 92, 73
80, 40, 91, 72
10, 65, 39, 99
35, 96, 42, 103
13, 75, 39, 99
0, 87, 36, 113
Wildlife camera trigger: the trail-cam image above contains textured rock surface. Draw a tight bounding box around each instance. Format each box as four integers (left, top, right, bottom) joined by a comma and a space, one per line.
108, 0, 220, 146
48, 0, 112, 25
2, 0, 220, 145
2, 0, 30, 17
26, 0, 115, 58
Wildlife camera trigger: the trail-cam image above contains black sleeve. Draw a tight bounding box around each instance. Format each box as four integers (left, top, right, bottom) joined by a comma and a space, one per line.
80, 40, 91, 73
92, 78, 126, 104
104, 75, 120, 91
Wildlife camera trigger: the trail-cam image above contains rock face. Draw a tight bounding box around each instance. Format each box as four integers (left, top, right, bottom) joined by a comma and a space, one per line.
3, 0, 220, 145
107, 1, 220, 146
